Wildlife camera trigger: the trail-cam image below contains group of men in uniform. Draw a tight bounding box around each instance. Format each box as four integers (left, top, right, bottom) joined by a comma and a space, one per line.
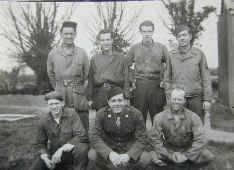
30, 20, 214, 170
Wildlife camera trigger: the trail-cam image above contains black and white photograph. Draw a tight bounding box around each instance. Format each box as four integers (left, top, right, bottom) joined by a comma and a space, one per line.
0, 0, 233, 170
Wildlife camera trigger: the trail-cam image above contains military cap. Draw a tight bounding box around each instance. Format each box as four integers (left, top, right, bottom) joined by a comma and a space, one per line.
61, 21, 77, 32
44, 91, 64, 101
107, 87, 123, 101
174, 25, 191, 36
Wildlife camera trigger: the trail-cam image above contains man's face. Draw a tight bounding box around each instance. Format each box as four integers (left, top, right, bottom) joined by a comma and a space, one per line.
61, 27, 76, 45
176, 30, 192, 47
140, 25, 154, 42
108, 93, 125, 113
99, 33, 113, 51
170, 91, 185, 111
48, 99, 64, 118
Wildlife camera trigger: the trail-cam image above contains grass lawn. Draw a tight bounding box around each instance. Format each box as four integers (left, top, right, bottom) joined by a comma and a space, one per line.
0, 95, 234, 170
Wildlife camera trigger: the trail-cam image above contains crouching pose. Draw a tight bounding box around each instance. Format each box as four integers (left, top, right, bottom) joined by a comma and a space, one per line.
144, 87, 214, 170
30, 91, 89, 170
88, 87, 148, 170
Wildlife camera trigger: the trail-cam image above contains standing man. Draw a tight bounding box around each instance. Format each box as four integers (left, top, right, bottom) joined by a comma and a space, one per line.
126, 20, 169, 123
147, 88, 214, 170
30, 91, 88, 170
87, 29, 129, 111
88, 87, 147, 170
47, 21, 90, 130
164, 25, 212, 120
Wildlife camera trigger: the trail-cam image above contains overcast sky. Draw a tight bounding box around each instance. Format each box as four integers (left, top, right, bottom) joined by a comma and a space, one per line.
0, 0, 221, 72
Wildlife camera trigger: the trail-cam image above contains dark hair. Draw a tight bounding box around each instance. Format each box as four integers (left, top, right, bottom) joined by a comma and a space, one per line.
174, 25, 192, 36
139, 20, 155, 31
96, 29, 113, 40
60, 21, 77, 33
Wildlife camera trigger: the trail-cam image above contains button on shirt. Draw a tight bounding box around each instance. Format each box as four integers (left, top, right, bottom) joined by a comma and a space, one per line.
127, 41, 169, 80
149, 108, 206, 161
164, 47, 212, 100
35, 108, 88, 155
89, 105, 146, 161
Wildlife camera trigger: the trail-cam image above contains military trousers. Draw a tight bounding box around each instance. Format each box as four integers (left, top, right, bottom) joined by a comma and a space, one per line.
30, 144, 89, 170
133, 79, 166, 123
185, 94, 204, 121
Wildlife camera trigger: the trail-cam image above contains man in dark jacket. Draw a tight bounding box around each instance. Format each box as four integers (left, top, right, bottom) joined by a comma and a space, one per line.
30, 91, 89, 170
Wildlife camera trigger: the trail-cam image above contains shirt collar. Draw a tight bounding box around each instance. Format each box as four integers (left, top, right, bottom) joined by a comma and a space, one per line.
167, 108, 185, 120
141, 39, 155, 48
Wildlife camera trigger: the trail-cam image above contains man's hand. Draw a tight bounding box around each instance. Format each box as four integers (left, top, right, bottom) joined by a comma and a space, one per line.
62, 143, 74, 152
51, 148, 63, 164
40, 154, 54, 169
203, 101, 211, 111
88, 100, 93, 108
151, 151, 166, 166
172, 152, 188, 163
109, 151, 121, 167
119, 154, 130, 165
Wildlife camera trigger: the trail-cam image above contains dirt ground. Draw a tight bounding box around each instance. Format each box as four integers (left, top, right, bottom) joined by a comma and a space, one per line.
0, 95, 234, 170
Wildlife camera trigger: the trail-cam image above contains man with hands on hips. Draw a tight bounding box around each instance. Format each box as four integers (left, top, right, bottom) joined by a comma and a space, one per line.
88, 87, 148, 170
30, 91, 88, 170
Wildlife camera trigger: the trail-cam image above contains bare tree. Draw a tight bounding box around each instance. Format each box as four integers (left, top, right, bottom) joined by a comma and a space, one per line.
0, 2, 76, 93
160, 0, 216, 44
87, 2, 142, 53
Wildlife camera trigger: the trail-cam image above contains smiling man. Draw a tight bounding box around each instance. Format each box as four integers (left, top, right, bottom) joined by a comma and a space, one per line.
126, 20, 169, 124
30, 91, 88, 170
87, 29, 128, 111
47, 21, 90, 130
146, 87, 214, 170
88, 87, 147, 170
164, 25, 212, 120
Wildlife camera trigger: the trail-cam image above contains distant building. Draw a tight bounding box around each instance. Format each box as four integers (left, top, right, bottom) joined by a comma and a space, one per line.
218, 0, 234, 112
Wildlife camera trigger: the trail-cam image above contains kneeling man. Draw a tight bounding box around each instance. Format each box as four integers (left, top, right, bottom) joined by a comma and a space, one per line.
89, 87, 147, 170
147, 87, 214, 170
31, 91, 88, 170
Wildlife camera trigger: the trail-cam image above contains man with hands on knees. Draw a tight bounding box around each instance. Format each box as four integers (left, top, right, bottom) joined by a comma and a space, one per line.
144, 87, 214, 170
30, 91, 89, 170
88, 87, 148, 170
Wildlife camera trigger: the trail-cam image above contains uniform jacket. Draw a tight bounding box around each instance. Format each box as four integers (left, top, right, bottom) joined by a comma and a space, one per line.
47, 44, 89, 95
87, 51, 129, 99
35, 108, 88, 155
149, 108, 207, 162
164, 47, 212, 101
89, 105, 146, 161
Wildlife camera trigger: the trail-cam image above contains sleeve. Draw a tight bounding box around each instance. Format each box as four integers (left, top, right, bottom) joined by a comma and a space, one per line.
89, 110, 113, 160
35, 119, 48, 155
68, 111, 89, 145
163, 50, 172, 91
83, 50, 90, 81
86, 58, 95, 101
47, 51, 56, 89
123, 56, 131, 99
124, 46, 135, 99
183, 114, 207, 161
148, 114, 172, 159
127, 109, 146, 160
200, 51, 212, 101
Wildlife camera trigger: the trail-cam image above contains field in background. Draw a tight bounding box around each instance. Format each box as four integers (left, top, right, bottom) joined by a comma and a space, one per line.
0, 95, 234, 170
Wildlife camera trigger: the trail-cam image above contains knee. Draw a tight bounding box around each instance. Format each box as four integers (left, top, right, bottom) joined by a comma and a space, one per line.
88, 148, 97, 161
139, 151, 152, 167
73, 143, 88, 159
199, 149, 215, 163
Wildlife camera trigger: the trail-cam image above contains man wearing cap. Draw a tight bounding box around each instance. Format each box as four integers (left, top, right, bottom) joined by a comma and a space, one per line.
126, 20, 169, 124
30, 91, 89, 170
88, 87, 147, 170
164, 25, 212, 120
145, 88, 214, 170
47, 21, 90, 130
87, 29, 129, 111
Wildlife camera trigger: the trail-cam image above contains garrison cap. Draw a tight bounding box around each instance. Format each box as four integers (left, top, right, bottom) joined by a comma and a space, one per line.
61, 21, 77, 32
45, 91, 64, 101
107, 87, 123, 101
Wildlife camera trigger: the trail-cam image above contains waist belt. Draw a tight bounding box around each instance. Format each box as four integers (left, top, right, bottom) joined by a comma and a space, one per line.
63, 79, 83, 87
95, 81, 123, 88
135, 72, 161, 80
